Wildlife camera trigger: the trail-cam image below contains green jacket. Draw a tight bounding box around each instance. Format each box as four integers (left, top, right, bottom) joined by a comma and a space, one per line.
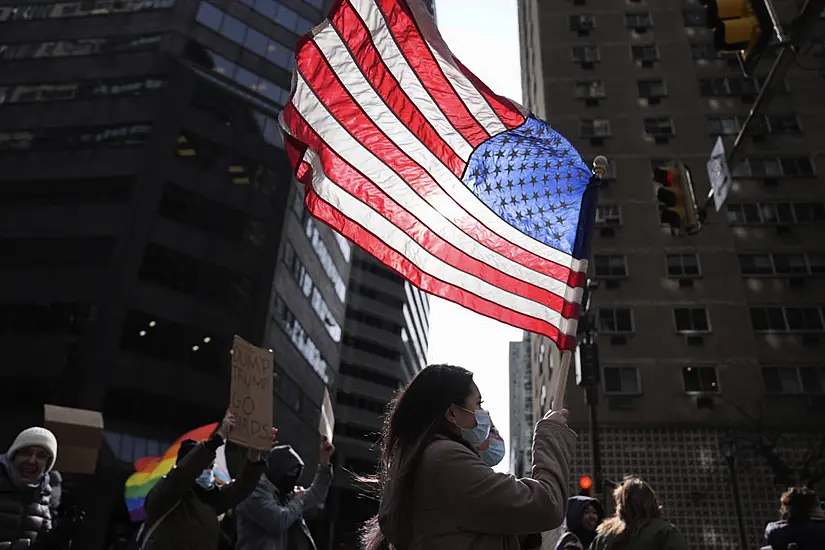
143, 435, 265, 550
590, 519, 688, 550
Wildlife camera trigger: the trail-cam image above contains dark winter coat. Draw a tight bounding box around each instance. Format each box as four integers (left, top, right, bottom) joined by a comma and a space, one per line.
765, 517, 825, 550
235, 445, 333, 550
141, 435, 265, 550
555, 496, 604, 550
590, 518, 687, 550
0, 454, 52, 550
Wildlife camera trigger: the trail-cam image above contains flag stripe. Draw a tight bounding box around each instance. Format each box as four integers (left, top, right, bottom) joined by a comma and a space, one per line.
285, 105, 582, 320
293, 43, 587, 289
336, 0, 473, 165
368, 0, 491, 147
298, 148, 578, 336
453, 56, 527, 130
370, 0, 513, 135
299, 158, 578, 348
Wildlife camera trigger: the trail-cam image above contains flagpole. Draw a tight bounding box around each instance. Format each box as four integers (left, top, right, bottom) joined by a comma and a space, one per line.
549, 156, 608, 410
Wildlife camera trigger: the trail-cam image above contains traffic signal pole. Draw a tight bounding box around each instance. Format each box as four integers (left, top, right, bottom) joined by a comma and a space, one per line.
704, 0, 825, 208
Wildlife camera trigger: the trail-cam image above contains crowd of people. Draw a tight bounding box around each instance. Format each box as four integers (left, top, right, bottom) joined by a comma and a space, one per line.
1, 364, 823, 549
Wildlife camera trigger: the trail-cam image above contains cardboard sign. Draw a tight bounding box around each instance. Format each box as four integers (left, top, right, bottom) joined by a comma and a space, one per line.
318, 388, 335, 442
229, 336, 274, 451
43, 405, 104, 475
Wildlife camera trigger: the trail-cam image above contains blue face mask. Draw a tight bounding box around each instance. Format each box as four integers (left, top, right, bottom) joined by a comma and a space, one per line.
196, 468, 215, 489
457, 408, 491, 446
481, 435, 506, 467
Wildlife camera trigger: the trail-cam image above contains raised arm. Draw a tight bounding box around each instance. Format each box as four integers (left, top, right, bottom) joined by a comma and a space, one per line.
236, 477, 305, 535
209, 456, 267, 512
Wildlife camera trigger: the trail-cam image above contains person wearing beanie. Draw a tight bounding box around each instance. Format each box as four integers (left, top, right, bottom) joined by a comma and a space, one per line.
138, 411, 275, 550
235, 436, 335, 550
0, 426, 58, 548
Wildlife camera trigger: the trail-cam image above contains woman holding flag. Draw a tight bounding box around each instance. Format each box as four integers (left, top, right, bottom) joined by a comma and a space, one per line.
360, 364, 575, 550
136, 411, 276, 550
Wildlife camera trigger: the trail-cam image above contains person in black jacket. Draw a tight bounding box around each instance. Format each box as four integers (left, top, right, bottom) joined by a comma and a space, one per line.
555, 496, 604, 550
0, 427, 58, 549
765, 486, 825, 550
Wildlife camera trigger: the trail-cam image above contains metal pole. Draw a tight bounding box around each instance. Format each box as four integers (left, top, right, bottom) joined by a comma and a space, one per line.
704, 0, 825, 210
586, 385, 603, 504
727, 456, 749, 550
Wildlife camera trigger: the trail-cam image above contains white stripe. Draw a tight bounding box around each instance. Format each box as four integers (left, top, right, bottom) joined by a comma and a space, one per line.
347, 0, 474, 161
299, 37, 588, 275
303, 147, 579, 336
290, 60, 582, 305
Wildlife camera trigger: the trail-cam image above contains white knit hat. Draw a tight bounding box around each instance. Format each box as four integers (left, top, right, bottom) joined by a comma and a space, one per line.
7, 427, 58, 472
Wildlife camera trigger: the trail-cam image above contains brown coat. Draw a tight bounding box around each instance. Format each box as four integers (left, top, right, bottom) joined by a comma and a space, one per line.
380, 412, 576, 550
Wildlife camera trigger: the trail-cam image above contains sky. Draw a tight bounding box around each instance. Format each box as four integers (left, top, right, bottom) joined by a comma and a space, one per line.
426, 0, 524, 473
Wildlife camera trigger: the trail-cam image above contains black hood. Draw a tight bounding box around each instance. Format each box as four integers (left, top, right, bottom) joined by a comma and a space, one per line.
565, 496, 604, 547
265, 445, 304, 493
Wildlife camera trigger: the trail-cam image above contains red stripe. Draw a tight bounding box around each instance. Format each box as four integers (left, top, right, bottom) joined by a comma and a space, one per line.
289, 48, 585, 289
330, 1, 465, 177
372, 0, 490, 147
287, 107, 582, 322
453, 57, 526, 130
299, 176, 577, 351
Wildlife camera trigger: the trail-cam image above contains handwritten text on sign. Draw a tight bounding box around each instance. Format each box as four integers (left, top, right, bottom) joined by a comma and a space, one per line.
229, 336, 274, 451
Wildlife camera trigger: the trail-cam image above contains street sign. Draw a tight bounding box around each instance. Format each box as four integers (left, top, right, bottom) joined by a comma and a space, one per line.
707, 137, 733, 211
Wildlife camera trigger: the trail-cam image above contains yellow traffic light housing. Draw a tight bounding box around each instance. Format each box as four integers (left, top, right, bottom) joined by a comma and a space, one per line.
701, 0, 772, 76
654, 163, 701, 236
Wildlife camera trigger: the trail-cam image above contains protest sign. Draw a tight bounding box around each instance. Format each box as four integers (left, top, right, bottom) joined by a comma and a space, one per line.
44, 405, 104, 474
229, 335, 274, 451
318, 388, 335, 442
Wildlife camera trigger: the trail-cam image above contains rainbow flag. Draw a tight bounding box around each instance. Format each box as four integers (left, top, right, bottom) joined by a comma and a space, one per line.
124, 423, 231, 522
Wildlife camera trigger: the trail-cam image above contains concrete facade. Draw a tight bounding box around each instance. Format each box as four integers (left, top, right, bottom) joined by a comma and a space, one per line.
509, 332, 533, 478
518, 0, 825, 548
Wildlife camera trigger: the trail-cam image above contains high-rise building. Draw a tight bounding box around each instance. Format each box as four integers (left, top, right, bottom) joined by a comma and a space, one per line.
518, 1, 825, 548
326, 249, 429, 549
509, 332, 533, 478
0, 0, 345, 546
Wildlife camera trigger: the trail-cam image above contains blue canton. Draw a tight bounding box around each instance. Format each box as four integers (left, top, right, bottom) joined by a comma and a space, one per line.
462, 116, 595, 257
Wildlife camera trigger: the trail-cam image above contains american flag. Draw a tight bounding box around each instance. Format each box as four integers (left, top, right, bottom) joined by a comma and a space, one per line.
280, 0, 599, 358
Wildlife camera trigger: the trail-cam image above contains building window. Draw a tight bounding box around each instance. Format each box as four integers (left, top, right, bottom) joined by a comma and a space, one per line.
572, 45, 600, 64
666, 253, 701, 278
739, 254, 775, 276
296, 208, 348, 303
575, 80, 605, 99
644, 117, 675, 138
683, 9, 707, 26
683, 366, 719, 393
595, 204, 622, 227
726, 202, 825, 225
707, 115, 802, 136
0, 77, 165, 106
603, 367, 641, 395
597, 308, 634, 333
0, 35, 162, 61
691, 43, 719, 60
0, 0, 175, 21
580, 119, 611, 138
699, 76, 785, 97
272, 294, 332, 384
569, 14, 596, 33
202, 50, 290, 106
593, 255, 627, 278
638, 79, 667, 99
631, 44, 659, 63
283, 243, 342, 342
626, 12, 653, 30
238, 0, 314, 35
750, 306, 825, 333
673, 308, 710, 333
731, 156, 815, 178
196, 2, 295, 71
0, 123, 152, 152
763, 367, 824, 395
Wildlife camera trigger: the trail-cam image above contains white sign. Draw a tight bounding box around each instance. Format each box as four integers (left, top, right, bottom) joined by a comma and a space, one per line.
707, 137, 732, 212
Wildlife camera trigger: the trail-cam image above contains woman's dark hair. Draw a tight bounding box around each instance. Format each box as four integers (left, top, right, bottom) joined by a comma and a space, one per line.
780, 486, 820, 521
360, 364, 475, 550
597, 477, 662, 550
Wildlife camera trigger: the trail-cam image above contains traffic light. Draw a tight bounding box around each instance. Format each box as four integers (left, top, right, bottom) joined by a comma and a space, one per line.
654, 162, 702, 236
579, 476, 594, 497
700, 0, 772, 75
575, 340, 600, 388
